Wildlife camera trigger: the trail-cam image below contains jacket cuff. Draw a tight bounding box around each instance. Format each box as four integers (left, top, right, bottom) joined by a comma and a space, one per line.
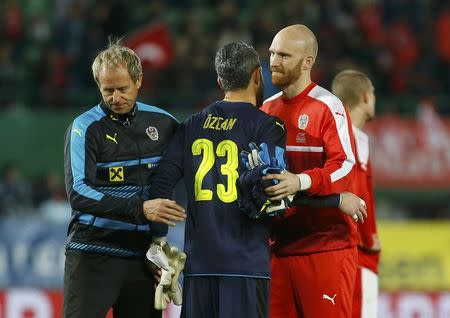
133, 198, 148, 224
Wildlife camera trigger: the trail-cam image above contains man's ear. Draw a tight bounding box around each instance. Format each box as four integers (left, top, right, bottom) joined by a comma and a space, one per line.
135, 74, 143, 90
302, 55, 315, 71
362, 91, 369, 104
253, 67, 262, 86
217, 77, 224, 89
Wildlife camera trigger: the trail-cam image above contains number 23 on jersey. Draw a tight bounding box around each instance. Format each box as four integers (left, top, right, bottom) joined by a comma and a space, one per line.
192, 138, 239, 203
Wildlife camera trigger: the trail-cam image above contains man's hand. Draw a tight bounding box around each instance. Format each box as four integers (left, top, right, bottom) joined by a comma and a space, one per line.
339, 192, 367, 223
147, 260, 162, 286
143, 199, 186, 226
262, 170, 301, 201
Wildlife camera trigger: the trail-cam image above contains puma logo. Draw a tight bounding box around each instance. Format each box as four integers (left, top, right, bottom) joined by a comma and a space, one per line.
335, 111, 345, 117
275, 121, 285, 131
72, 128, 82, 137
322, 294, 336, 305
106, 133, 118, 144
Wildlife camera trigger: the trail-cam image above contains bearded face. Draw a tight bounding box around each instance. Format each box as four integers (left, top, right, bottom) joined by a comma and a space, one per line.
270, 57, 303, 87
269, 29, 314, 89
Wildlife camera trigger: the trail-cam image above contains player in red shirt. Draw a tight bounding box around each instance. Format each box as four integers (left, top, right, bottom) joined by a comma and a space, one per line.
261, 24, 361, 317
332, 70, 380, 318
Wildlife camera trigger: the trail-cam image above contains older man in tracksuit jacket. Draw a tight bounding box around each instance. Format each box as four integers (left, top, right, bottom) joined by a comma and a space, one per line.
63, 42, 185, 318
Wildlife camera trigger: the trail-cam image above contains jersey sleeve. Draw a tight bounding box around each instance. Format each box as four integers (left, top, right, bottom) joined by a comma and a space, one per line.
302, 108, 356, 195
64, 122, 147, 224
257, 116, 286, 151
358, 160, 380, 251
149, 123, 185, 200
146, 123, 185, 238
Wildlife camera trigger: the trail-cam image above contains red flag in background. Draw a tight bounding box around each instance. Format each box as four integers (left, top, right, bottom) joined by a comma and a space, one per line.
124, 22, 173, 69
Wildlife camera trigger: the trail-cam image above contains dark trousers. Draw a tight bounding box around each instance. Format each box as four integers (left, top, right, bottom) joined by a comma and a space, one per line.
63, 250, 161, 318
181, 276, 269, 318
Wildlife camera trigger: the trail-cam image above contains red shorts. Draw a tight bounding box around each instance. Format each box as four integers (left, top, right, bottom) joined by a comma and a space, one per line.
270, 247, 357, 318
352, 265, 379, 318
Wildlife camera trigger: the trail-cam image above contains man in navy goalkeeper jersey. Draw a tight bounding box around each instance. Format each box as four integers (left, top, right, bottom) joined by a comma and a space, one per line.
149, 42, 283, 318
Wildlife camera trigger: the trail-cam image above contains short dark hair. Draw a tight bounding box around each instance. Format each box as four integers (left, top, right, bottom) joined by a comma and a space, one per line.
215, 42, 261, 92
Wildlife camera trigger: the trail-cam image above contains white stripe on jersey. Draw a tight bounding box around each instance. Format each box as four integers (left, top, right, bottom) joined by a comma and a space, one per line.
353, 126, 369, 167
263, 91, 282, 104
286, 146, 324, 152
307, 85, 355, 183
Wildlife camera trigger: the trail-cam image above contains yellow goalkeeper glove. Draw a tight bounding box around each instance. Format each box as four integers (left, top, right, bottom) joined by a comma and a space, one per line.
160, 241, 187, 306
146, 241, 172, 310
146, 239, 187, 309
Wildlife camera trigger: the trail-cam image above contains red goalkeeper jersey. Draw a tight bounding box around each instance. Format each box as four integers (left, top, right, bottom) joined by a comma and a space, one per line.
353, 127, 381, 273
261, 82, 358, 255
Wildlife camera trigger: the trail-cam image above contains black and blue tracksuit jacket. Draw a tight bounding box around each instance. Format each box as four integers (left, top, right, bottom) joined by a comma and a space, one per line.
64, 101, 177, 257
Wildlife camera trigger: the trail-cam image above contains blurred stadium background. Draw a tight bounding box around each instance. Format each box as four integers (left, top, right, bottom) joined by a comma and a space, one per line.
0, 0, 449, 317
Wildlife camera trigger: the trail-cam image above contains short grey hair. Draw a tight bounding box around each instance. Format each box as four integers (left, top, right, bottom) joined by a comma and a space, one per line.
215, 42, 261, 92
92, 39, 143, 85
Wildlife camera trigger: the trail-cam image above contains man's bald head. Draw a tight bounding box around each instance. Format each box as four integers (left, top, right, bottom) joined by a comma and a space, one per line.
269, 24, 318, 89
276, 24, 318, 58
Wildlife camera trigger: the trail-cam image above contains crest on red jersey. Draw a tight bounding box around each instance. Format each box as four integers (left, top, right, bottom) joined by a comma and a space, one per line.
298, 114, 309, 130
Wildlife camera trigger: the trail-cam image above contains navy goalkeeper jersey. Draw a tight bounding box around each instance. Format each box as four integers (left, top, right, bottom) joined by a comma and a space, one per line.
150, 101, 285, 278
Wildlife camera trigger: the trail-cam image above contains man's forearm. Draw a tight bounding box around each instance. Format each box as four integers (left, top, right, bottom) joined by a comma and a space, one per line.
292, 193, 341, 208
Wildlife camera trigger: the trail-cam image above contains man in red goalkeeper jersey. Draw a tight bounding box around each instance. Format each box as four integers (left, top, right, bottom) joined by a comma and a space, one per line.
261, 24, 359, 317
332, 70, 380, 318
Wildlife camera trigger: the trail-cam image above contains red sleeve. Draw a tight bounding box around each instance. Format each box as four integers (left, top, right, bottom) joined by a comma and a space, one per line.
358, 160, 380, 251
303, 107, 356, 195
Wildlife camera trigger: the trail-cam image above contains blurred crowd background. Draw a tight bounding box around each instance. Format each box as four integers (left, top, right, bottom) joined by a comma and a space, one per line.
0, 1, 450, 316
0, 0, 450, 113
